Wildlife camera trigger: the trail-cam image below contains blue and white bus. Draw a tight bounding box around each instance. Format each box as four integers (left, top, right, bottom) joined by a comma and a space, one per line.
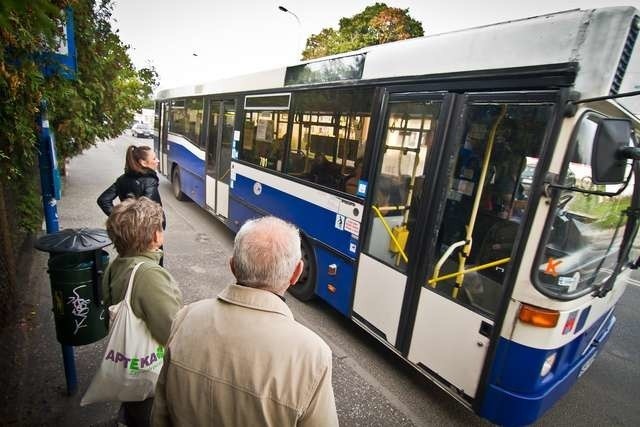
155, 7, 640, 425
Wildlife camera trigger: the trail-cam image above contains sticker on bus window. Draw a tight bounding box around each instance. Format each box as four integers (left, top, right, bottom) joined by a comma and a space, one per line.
234, 130, 240, 141
335, 214, 345, 230
349, 241, 357, 254
357, 180, 367, 197
545, 257, 562, 277
232, 149, 238, 159
558, 274, 578, 293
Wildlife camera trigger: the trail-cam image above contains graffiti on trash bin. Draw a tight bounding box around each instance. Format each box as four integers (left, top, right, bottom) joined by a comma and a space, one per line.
67, 285, 90, 335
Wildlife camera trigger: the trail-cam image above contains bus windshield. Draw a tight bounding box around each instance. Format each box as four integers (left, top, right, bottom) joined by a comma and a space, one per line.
536, 112, 634, 297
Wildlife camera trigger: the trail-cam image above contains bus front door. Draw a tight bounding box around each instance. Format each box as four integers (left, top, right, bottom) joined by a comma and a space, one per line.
354, 92, 554, 400
205, 99, 235, 218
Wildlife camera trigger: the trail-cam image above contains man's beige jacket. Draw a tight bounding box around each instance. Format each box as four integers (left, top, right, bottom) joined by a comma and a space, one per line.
151, 284, 339, 426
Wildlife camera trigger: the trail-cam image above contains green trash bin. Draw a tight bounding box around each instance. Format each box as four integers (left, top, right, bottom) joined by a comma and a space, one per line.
35, 228, 112, 346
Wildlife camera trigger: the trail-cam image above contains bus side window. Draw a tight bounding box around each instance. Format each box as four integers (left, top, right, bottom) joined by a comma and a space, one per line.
241, 111, 287, 171
287, 88, 373, 193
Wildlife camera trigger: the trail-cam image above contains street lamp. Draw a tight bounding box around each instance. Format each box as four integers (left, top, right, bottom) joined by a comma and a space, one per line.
278, 5, 304, 59
278, 5, 300, 25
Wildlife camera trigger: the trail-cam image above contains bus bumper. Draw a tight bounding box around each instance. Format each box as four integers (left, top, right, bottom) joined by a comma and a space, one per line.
479, 310, 616, 427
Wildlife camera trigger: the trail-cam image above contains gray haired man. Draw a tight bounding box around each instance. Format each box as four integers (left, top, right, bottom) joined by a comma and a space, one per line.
152, 216, 339, 426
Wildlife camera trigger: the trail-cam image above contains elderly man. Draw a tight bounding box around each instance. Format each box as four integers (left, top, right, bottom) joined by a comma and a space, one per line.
152, 216, 339, 426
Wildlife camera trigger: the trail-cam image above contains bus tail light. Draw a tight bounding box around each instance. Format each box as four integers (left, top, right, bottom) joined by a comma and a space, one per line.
540, 352, 557, 377
519, 304, 559, 328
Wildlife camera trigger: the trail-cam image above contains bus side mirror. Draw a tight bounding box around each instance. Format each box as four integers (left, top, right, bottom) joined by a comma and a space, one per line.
592, 118, 636, 184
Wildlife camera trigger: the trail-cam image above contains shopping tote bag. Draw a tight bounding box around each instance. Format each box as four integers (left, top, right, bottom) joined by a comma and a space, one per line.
81, 262, 164, 405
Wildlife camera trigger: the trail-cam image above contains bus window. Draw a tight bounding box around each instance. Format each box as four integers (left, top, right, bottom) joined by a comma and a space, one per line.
536, 112, 633, 297
241, 111, 288, 171
287, 88, 373, 192
431, 102, 552, 317
206, 100, 220, 176
169, 99, 185, 135
365, 100, 442, 272
219, 101, 235, 184
169, 97, 204, 148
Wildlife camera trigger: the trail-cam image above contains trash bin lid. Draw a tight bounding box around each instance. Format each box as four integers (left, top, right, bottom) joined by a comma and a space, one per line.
35, 228, 111, 253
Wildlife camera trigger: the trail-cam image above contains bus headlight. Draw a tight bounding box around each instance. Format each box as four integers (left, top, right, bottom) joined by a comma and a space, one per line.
540, 352, 557, 377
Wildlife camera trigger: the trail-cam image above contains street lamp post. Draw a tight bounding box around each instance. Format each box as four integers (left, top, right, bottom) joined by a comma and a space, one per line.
278, 5, 304, 59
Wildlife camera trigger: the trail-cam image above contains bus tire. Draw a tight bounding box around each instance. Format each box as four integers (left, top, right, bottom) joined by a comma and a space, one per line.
172, 166, 188, 201
288, 237, 317, 301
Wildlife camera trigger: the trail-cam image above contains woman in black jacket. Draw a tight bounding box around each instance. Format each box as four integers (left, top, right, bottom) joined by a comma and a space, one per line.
98, 145, 165, 266
98, 145, 162, 215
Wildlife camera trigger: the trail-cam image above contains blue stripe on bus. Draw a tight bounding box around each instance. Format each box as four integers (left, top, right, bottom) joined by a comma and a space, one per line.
479, 309, 615, 426
168, 141, 206, 206
229, 173, 358, 315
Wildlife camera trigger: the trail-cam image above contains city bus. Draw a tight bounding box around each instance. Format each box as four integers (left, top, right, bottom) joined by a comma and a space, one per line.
154, 7, 640, 425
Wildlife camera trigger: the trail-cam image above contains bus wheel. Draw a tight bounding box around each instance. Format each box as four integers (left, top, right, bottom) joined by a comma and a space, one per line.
172, 166, 188, 201
289, 237, 316, 301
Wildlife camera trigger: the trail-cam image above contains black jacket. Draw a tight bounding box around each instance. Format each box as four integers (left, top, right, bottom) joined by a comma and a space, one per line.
97, 170, 163, 216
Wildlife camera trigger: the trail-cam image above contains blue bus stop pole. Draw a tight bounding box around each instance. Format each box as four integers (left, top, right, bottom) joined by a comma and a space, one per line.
37, 101, 78, 396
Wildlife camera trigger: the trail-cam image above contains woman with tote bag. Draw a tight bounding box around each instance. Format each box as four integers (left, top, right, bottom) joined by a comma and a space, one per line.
82, 197, 182, 426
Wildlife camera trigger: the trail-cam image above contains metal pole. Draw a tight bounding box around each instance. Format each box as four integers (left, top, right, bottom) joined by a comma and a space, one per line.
38, 100, 78, 396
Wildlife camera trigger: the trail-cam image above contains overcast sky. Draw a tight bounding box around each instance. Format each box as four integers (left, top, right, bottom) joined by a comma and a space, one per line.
111, 0, 640, 90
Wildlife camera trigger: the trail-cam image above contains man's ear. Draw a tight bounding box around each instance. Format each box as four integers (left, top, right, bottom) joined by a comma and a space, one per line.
288, 260, 304, 286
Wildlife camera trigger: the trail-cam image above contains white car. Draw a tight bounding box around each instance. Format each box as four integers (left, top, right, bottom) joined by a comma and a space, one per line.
131, 123, 152, 138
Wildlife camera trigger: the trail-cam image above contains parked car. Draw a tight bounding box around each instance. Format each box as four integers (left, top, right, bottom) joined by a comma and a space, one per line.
131, 123, 152, 138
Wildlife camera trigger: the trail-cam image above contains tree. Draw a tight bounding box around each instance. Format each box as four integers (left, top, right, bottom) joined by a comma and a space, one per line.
0, 0, 157, 232
301, 3, 424, 60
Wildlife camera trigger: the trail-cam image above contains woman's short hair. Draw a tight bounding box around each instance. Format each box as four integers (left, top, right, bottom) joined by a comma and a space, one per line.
106, 197, 163, 256
231, 216, 301, 291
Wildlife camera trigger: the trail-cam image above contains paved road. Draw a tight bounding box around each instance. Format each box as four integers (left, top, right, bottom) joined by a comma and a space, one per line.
14, 135, 637, 426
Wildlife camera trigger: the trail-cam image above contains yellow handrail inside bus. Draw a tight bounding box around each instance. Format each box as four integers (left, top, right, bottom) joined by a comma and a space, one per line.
428, 257, 511, 285
371, 205, 409, 264
453, 106, 507, 298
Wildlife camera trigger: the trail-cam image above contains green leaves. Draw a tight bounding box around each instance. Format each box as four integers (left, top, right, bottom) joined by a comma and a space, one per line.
1, 0, 158, 232
301, 2, 424, 60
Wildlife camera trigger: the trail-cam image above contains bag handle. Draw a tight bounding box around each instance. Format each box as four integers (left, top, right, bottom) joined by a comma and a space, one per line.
123, 262, 145, 308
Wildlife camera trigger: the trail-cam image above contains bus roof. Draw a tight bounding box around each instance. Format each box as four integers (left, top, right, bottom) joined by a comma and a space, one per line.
156, 6, 639, 103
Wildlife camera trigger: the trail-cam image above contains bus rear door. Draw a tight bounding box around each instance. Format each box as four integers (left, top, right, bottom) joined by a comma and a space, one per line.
205, 99, 236, 218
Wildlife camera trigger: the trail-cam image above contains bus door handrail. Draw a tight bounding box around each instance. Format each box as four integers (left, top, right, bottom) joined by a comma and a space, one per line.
371, 205, 409, 263
454, 106, 507, 298
431, 240, 467, 288
428, 257, 511, 286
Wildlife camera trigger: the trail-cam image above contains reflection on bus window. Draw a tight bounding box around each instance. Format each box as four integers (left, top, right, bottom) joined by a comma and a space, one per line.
287, 88, 373, 192
536, 113, 633, 297
241, 111, 288, 171
169, 98, 204, 148
432, 102, 552, 318
365, 100, 442, 273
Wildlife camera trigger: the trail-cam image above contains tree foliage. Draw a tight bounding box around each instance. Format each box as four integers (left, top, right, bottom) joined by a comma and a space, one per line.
301, 3, 424, 60
0, 0, 157, 232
